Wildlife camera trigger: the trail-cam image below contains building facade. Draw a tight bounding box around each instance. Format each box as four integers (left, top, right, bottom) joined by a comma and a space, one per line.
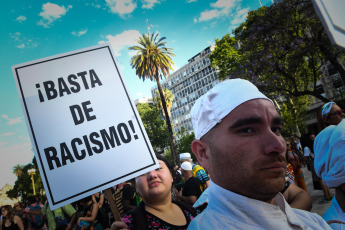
151, 46, 220, 135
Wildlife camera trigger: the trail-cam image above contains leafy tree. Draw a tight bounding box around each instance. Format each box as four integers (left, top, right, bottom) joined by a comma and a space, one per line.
177, 128, 196, 162
7, 157, 44, 200
154, 89, 174, 120
129, 32, 179, 165
137, 103, 170, 152
210, 0, 345, 103
12, 164, 23, 178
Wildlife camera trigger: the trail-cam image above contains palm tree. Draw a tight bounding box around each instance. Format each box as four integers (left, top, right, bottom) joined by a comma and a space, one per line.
129, 32, 179, 165
12, 164, 23, 177
154, 89, 174, 120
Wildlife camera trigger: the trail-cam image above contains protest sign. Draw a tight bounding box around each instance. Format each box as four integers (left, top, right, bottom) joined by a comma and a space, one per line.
12, 43, 159, 210
312, 0, 345, 49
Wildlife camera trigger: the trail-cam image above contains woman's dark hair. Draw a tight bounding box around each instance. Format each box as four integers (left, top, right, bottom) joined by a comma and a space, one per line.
2, 205, 14, 222
155, 153, 174, 178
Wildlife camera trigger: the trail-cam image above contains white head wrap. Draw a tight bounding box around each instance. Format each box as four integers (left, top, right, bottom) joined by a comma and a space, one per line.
191, 79, 272, 140
181, 161, 193, 171
179, 153, 192, 161
314, 119, 345, 188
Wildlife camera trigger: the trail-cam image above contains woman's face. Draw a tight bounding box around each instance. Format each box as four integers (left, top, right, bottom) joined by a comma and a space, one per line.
135, 160, 173, 202
1, 208, 7, 217
326, 104, 345, 126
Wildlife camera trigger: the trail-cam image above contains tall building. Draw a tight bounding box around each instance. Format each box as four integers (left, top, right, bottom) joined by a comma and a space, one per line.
151, 46, 220, 135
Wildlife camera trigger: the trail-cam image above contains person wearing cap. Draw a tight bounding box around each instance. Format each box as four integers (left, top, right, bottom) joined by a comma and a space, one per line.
317, 102, 345, 131
179, 153, 210, 191
188, 79, 331, 229
314, 119, 345, 229
176, 162, 202, 206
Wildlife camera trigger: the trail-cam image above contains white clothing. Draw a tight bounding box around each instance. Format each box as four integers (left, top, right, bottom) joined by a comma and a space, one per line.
323, 196, 345, 230
188, 181, 331, 230
193, 188, 209, 207
304, 147, 311, 157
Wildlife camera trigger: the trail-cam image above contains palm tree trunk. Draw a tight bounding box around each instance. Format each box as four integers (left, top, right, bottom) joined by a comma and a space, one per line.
156, 77, 178, 166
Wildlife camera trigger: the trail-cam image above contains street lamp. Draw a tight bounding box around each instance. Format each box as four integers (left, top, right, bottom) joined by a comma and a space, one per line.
28, 168, 36, 195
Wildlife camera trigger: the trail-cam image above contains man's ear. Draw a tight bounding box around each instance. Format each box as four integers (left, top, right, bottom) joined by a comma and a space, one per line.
192, 139, 210, 169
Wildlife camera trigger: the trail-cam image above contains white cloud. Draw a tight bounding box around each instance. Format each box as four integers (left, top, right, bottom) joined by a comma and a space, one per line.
141, 0, 160, 9
10, 32, 38, 49
38, 3, 72, 28
0, 133, 14, 136
197, 0, 239, 22
0, 142, 6, 146
1, 115, 22, 125
71, 29, 88, 37
16, 15, 27, 23
193, 18, 197, 23
231, 7, 249, 25
187, 0, 197, 2
105, 0, 137, 17
98, 30, 141, 56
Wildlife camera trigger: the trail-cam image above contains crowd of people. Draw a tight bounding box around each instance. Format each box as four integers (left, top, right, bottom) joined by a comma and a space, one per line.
1, 79, 344, 229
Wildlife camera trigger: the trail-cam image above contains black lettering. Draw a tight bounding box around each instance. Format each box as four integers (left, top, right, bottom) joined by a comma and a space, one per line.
100, 126, 121, 150
83, 135, 93, 156
58, 77, 71, 97
60, 142, 75, 166
36, 83, 45, 102
68, 74, 80, 93
69, 105, 85, 125
43, 81, 57, 100
77, 71, 89, 89
44, 147, 61, 170
82, 101, 96, 121
118, 123, 131, 143
90, 132, 103, 154
71, 138, 86, 160
89, 69, 103, 87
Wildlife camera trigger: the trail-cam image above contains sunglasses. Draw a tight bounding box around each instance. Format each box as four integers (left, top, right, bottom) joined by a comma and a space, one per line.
328, 110, 345, 117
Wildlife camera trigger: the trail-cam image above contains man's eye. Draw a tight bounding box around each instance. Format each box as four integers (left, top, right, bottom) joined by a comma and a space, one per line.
239, 128, 254, 133
272, 127, 282, 134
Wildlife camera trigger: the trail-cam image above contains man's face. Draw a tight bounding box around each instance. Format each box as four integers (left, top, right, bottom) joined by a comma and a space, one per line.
204, 99, 286, 202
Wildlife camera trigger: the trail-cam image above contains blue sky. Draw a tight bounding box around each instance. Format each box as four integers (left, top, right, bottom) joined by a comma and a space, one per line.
0, 0, 272, 188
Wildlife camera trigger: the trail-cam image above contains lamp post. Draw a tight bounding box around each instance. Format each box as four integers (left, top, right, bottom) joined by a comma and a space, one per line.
28, 168, 36, 195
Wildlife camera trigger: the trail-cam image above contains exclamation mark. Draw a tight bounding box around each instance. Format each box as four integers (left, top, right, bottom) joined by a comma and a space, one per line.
128, 120, 138, 140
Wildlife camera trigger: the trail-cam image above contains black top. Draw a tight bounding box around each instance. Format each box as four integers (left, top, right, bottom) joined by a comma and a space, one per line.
2, 221, 20, 230
182, 177, 202, 199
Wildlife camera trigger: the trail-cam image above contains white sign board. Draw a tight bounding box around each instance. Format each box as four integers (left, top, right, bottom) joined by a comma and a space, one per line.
12, 43, 159, 210
312, 0, 345, 49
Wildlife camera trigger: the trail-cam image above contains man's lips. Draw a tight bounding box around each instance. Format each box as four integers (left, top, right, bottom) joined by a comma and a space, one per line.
260, 162, 286, 170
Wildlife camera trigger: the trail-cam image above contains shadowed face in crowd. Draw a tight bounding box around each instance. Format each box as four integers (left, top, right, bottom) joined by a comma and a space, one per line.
193, 99, 287, 202
325, 104, 345, 126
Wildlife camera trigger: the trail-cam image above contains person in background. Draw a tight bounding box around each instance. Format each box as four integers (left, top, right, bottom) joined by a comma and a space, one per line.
286, 139, 308, 191
179, 153, 209, 192
0, 205, 24, 230
317, 102, 344, 131
314, 119, 345, 229
110, 154, 206, 230
177, 161, 202, 206
23, 201, 77, 230
188, 79, 331, 229
301, 133, 333, 203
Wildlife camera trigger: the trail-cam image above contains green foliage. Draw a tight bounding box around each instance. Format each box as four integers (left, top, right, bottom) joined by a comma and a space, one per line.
7, 157, 45, 200
137, 103, 170, 152
153, 89, 174, 119
177, 128, 196, 162
209, 34, 242, 79
279, 96, 312, 137
210, 0, 345, 103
